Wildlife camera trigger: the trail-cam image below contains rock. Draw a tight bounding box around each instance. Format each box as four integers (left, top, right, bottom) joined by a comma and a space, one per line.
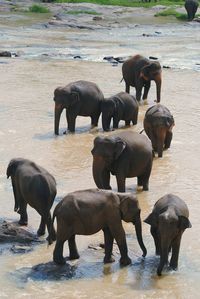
163, 65, 171, 69
10, 245, 32, 254
0, 51, 12, 57
149, 56, 158, 60
103, 56, 114, 61
93, 16, 103, 21
73, 55, 82, 59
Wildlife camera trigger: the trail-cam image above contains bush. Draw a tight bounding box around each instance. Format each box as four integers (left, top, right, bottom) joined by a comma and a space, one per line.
28, 4, 50, 13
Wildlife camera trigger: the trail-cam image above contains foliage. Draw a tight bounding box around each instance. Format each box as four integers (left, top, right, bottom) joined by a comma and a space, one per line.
155, 8, 188, 20
28, 4, 50, 13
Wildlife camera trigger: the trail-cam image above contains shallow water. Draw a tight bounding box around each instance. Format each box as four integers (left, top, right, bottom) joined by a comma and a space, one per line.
0, 8, 200, 299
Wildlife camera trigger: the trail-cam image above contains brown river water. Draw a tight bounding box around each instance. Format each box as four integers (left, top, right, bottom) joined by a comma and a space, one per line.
0, 6, 200, 299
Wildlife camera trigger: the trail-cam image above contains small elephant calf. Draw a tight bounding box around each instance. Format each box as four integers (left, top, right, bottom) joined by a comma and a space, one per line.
7, 158, 57, 240
101, 92, 139, 131
48, 189, 147, 266
143, 104, 175, 157
144, 194, 191, 276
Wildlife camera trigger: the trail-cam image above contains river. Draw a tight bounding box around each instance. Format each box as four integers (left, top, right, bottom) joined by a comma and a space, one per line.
0, 4, 200, 299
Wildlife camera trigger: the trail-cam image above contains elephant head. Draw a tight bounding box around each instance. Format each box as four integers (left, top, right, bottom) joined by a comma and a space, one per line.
145, 205, 192, 275
91, 136, 126, 189
119, 194, 147, 257
140, 62, 162, 103
6, 158, 25, 178
54, 86, 80, 135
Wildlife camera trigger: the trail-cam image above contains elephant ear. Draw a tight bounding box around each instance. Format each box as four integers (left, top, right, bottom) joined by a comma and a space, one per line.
178, 216, 192, 230
71, 92, 80, 106
140, 65, 150, 80
114, 138, 126, 160
144, 212, 157, 227
6, 158, 21, 178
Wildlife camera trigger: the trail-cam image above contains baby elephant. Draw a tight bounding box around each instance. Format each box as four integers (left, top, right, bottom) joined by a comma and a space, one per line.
144, 194, 192, 276
143, 104, 175, 157
48, 189, 147, 266
7, 158, 57, 240
101, 92, 139, 131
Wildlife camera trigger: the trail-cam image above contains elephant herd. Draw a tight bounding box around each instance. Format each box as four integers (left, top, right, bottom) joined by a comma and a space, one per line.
6, 54, 191, 277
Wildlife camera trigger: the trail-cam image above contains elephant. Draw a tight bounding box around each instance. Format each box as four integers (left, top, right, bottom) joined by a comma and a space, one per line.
143, 104, 175, 158
122, 54, 162, 103
101, 92, 139, 131
48, 188, 147, 266
91, 131, 153, 192
54, 80, 104, 135
185, 0, 199, 21
6, 158, 57, 241
144, 194, 192, 276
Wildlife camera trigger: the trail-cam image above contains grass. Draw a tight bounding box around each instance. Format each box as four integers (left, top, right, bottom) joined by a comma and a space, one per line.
155, 8, 191, 20
28, 4, 50, 13
54, 0, 185, 8
66, 9, 102, 14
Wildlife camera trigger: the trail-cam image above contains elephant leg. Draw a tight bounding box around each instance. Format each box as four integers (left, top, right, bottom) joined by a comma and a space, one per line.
113, 116, 119, 129
136, 86, 143, 102
164, 131, 172, 149
68, 235, 80, 260
125, 83, 130, 93
46, 212, 56, 242
169, 233, 182, 270
109, 223, 131, 266
91, 110, 101, 128
125, 120, 131, 126
103, 227, 115, 263
18, 201, 28, 225
142, 81, 151, 100
150, 227, 160, 255
137, 160, 152, 191
53, 239, 66, 265
116, 175, 126, 193
66, 111, 76, 133
37, 216, 46, 236
132, 112, 138, 125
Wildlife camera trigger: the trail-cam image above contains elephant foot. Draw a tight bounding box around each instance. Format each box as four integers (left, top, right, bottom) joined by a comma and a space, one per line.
18, 220, 28, 226
69, 253, 80, 260
120, 256, 132, 267
143, 184, 149, 191
169, 261, 178, 270
53, 255, 66, 265
104, 256, 115, 264
37, 228, 45, 237
157, 268, 162, 276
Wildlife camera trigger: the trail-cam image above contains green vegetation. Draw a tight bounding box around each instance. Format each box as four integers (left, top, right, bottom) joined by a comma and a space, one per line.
66, 9, 102, 14
155, 8, 192, 20
28, 4, 50, 13
54, 0, 185, 8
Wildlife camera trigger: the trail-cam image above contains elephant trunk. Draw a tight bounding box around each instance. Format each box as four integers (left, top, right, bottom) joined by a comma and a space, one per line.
155, 74, 162, 103
134, 215, 147, 257
157, 238, 170, 276
92, 155, 107, 189
54, 103, 63, 135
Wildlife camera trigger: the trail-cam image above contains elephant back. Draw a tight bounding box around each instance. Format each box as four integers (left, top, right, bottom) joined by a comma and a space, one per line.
144, 104, 174, 128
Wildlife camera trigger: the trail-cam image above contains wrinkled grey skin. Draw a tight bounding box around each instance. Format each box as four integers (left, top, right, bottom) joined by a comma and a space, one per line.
185, 0, 199, 21
48, 189, 147, 266
54, 80, 104, 134
122, 54, 162, 103
144, 194, 192, 276
92, 131, 153, 192
6, 158, 57, 241
101, 92, 139, 131
143, 104, 175, 158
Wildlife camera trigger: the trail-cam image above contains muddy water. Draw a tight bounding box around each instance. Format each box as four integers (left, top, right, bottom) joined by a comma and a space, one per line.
0, 7, 200, 298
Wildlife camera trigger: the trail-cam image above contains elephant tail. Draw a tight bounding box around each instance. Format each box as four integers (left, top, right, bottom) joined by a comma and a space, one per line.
139, 129, 144, 134
120, 77, 124, 83
47, 208, 56, 246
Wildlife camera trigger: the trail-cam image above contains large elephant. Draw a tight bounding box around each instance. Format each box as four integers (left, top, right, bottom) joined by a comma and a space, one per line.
144, 194, 192, 276
185, 0, 199, 21
101, 92, 139, 131
122, 54, 162, 103
91, 131, 153, 192
48, 189, 147, 266
143, 104, 175, 158
54, 80, 104, 135
6, 158, 57, 240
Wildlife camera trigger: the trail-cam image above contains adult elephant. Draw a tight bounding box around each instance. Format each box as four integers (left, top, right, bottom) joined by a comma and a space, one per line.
91, 131, 153, 192
101, 92, 139, 131
54, 80, 104, 135
122, 54, 162, 103
144, 194, 192, 276
185, 0, 199, 21
6, 158, 57, 241
48, 189, 147, 266
143, 104, 175, 158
